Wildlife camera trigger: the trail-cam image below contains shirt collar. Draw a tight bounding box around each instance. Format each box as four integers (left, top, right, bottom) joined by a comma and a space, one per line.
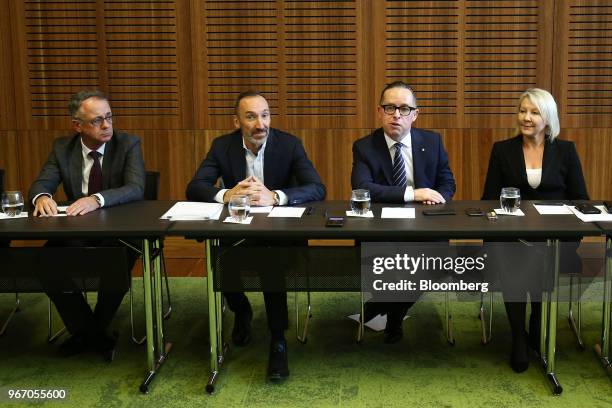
80, 138, 106, 157
242, 137, 267, 156
384, 131, 411, 150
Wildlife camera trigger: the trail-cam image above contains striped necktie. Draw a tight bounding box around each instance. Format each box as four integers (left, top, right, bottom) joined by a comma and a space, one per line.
392, 142, 407, 187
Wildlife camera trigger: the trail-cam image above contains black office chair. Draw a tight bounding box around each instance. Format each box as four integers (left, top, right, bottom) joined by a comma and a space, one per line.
0, 168, 21, 337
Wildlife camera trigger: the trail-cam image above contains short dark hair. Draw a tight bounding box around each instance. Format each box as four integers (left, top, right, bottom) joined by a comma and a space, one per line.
68, 90, 108, 118
234, 90, 265, 114
379, 81, 417, 107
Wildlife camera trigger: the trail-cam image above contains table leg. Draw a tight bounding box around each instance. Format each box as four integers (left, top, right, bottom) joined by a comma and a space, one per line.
541, 239, 562, 395
594, 236, 612, 375
139, 238, 171, 393
206, 239, 227, 394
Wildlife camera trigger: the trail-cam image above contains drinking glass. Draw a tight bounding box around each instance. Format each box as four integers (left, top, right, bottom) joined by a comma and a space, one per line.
500, 187, 521, 213
228, 195, 250, 222
1, 191, 24, 217
351, 189, 371, 215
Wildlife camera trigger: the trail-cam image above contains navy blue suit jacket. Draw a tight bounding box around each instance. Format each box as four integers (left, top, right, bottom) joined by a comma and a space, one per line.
481, 135, 589, 201
351, 128, 456, 203
186, 128, 325, 205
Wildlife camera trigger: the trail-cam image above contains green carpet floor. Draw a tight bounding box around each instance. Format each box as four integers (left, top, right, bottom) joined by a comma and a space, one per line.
1, 278, 611, 407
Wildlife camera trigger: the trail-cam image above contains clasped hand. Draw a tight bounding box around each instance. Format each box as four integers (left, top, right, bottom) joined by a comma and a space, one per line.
224, 176, 274, 206
34, 195, 100, 217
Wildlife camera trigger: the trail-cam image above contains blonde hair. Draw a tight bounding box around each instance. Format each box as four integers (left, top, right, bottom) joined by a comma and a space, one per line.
516, 88, 560, 141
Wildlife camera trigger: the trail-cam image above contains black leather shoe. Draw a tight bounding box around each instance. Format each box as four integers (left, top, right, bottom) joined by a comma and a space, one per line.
93, 330, 119, 362
267, 339, 289, 382
362, 301, 385, 324
232, 305, 253, 347
510, 333, 529, 373
383, 325, 403, 344
58, 333, 89, 357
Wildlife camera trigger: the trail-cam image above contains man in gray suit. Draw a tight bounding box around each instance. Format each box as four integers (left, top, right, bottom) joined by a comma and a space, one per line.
29, 90, 145, 360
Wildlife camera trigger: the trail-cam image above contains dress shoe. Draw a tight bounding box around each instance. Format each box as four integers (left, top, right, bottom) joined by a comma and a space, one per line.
58, 333, 89, 357
94, 330, 119, 362
383, 325, 403, 344
362, 301, 386, 324
510, 333, 529, 373
267, 339, 289, 382
232, 305, 253, 347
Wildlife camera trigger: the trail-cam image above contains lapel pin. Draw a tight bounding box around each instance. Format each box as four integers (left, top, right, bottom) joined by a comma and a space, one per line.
421, 148, 425, 152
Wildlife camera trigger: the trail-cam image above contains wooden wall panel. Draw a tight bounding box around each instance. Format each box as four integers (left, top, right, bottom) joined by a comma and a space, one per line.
0, 132, 20, 191
138, 130, 196, 200
0, 1, 16, 130
554, 0, 612, 127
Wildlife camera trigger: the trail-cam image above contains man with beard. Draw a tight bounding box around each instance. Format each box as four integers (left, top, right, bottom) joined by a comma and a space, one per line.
186, 91, 325, 381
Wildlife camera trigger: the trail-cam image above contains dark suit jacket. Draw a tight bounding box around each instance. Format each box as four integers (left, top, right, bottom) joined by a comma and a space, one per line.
186, 128, 326, 204
351, 128, 456, 203
481, 134, 589, 201
28, 131, 145, 206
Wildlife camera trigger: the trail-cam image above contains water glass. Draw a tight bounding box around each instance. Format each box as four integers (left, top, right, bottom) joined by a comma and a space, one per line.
351, 189, 371, 215
500, 187, 521, 213
1, 191, 24, 217
228, 195, 250, 222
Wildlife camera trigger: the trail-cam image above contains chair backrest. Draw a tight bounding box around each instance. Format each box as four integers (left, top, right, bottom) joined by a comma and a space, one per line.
144, 171, 160, 200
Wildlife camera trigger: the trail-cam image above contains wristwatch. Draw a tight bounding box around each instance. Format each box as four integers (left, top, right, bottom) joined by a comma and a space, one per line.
91, 194, 102, 207
272, 191, 280, 206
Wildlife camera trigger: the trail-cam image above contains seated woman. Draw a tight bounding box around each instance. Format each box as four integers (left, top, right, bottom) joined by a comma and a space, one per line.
481, 88, 589, 372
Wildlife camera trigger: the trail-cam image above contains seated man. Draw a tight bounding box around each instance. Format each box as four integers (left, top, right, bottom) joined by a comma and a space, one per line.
29, 90, 145, 360
351, 81, 456, 343
186, 90, 325, 381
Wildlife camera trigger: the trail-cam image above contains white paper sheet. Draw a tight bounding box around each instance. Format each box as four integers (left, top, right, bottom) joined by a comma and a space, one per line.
380, 207, 415, 219
346, 210, 374, 218
568, 205, 612, 222
249, 206, 273, 214
494, 208, 525, 216
160, 201, 223, 221
533, 204, 572, 215
223, 216, 253, 224
267, 207, 305, 218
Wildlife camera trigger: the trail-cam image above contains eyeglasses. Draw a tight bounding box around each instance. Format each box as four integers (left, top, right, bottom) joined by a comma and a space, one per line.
380, 104, 416, 117
76, 113, 113, 127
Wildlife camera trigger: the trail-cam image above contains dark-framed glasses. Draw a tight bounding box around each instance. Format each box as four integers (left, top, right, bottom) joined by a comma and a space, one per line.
380, 104, 416, 117
78, 113, 113, 127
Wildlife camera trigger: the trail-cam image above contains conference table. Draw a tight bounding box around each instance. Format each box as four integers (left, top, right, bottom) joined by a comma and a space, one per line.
0, 200, 173, 393
1, 199, 608, 395
595, 221, 612, 377
168, 200, 602, 395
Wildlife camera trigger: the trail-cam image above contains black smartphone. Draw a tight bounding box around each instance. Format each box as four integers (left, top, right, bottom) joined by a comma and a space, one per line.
604, 201, 612, 213
575, 203, 601, 215
465, 208, 484, 216
422, 209, 456, 216
534, 201, 565, 206
325, 216, 345, 227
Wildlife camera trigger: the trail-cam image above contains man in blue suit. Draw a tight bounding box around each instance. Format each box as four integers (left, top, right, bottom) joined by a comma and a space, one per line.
186, 91, 325, 381
351, 81, 456, 342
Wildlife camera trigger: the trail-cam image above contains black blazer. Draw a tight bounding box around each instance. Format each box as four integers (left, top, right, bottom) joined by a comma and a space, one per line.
186, 128, 326, 205
481, 135, 588, 201
351, 128, 456, 203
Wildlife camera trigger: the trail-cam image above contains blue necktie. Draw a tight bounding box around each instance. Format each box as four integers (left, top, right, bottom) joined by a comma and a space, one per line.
392, 142, 407, 187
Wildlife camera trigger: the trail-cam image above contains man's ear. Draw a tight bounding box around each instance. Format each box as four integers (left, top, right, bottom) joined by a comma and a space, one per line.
233, 115, 240, 129
412, 108, 419, 122
71, 119, 82, 134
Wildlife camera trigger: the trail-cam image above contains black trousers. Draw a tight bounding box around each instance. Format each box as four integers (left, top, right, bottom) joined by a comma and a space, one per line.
217, 238, 301, 334
42, 239, 138, 335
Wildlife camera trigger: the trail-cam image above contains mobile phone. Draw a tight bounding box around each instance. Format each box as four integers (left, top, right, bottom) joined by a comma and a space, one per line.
325, 216, 345, 227
575, 203, 601, 215
603, 201, 612, 213
534, 201, 565, 206
422, 209, 456, 216
465, 208, 484, 217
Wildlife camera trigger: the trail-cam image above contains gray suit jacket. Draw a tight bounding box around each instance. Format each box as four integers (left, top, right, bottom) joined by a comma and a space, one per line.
28, 131, 145, 207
